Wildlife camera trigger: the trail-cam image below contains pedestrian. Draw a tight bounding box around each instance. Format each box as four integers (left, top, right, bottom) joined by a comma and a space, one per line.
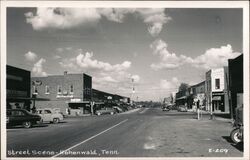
31, 106, 37, 113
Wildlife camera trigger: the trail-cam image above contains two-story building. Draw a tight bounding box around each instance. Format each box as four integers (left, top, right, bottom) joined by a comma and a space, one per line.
205, 67, 229, 113
228, 54, 243, 118
31, 71, 92, 115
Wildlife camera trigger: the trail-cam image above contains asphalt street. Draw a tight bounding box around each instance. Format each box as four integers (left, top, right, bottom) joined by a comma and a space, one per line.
6, 107, 243, 158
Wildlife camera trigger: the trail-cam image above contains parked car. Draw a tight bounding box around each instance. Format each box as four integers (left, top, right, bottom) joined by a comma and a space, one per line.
113, 106, 123, 113
177, 105, 188, 112
95, 108, 115, 116
162, 106, 170, 111
36, 108, 63, 123
52, 108, 66, 118
7, 109, 41, 128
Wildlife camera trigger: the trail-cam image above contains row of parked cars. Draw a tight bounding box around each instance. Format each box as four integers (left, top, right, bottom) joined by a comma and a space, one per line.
7, 108, 64, 129
95, 105, 129, 116
162, 104, 188, 112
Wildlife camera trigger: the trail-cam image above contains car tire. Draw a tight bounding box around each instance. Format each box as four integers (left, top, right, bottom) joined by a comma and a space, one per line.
230, 128, 242, 143
53, 118, 59, 124
23, 121, 32, 128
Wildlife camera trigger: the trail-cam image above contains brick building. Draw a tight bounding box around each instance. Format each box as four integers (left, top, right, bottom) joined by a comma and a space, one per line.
31, 71, 92, 115
31, 71, 130, 116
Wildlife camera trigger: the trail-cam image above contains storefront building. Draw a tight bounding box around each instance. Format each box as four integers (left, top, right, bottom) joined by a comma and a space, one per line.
205, 67, 229, 113
7, 65, 31, 110
228, 54, 243, 118
31, 71, 130, 116
31, 71, 92, 115
187, 81, 205, 110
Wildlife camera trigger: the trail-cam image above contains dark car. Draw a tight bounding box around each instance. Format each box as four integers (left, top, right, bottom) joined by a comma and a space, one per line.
95, 108, 116, 116
7, 109, 41, 128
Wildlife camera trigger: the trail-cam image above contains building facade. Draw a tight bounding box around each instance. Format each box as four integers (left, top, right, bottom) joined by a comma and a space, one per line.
205, 67, 229, 113
31, 71, 130, 116
228, 54, 243, 118
31, 72, 92, 115
7, 65, 31, 110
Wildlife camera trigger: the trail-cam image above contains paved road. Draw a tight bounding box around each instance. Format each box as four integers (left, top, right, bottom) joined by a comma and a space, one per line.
6, 107, 243, 158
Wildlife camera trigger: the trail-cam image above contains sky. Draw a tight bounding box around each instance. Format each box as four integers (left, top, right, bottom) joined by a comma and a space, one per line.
7, 8, 243, 101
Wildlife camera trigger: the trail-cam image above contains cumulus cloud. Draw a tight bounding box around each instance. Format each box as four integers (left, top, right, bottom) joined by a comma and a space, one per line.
75, 52, 131, 72
32, 58, 47, 77
59, 49, 140, 95
136, 9, 171, 37
150, 39, 186, 70
191, 44, 241, 69
160, 77, 179, 90
99, 8, 135, 23
24, 51, 37, 61
150, 39, 241, 70
25, 8, 102, 30
25, 8, 170, 36
131, 74, 140, 83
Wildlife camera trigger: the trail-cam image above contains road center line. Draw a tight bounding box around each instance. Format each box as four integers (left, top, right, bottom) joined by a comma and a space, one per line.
52, 119, 128, 158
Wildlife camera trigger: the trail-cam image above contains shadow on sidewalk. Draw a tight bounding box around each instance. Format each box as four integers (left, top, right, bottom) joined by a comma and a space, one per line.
222, 136, 244, 152
214, 113, 231, 119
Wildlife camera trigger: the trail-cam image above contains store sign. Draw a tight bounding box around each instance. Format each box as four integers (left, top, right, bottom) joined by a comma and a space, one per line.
212, 92, 224, 96
70, 98, 81, 102
7, 89, 27, 97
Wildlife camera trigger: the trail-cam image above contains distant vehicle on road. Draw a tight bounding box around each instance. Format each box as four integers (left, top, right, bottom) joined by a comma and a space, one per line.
162, 106, 170, 111
36, 108, 63, 123
95, 108, 115, 116
7, 109, 41, 128
177, 105, 188, 112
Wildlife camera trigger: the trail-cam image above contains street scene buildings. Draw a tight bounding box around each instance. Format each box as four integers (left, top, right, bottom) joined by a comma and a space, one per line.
2, 4, 248, 159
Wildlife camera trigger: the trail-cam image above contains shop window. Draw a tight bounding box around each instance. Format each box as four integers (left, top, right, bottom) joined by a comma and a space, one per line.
57, 85, 62, 94
215, 79, 220, 89
33, 86, 38, 95
45, 85, 50, 94
70, 85, 74, 94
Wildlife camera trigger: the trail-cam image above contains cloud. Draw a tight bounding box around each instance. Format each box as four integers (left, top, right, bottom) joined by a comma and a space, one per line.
191, 44, 241, 69
24, 51, 37, 61
160, 77, 179, 90
150, 39, 241, 70
75, 52, 131, 72
150, 39, 186, 70
131, 74, 140, 83
25, 8, 102, 30
32, 58, 47, 77
136, 9, 171, 37
59, 49, 140, 95
99, 8, 135, 23
25, 8, 170, 36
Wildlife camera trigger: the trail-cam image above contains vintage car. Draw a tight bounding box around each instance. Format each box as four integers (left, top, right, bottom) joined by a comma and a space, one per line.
36, 108, 63, 123
95, 108, 116, 116
177, 105, 188, 112
7, 109, 41, 128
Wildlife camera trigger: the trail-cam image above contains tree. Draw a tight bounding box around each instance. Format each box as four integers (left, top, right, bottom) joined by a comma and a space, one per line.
178, 83, 189, 92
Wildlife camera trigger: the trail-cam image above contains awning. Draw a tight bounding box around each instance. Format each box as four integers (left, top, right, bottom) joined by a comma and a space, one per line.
68, 101, 90, 104
176, 96, 187, 100
7, 97, 50, 101
212, 96, 221, 101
